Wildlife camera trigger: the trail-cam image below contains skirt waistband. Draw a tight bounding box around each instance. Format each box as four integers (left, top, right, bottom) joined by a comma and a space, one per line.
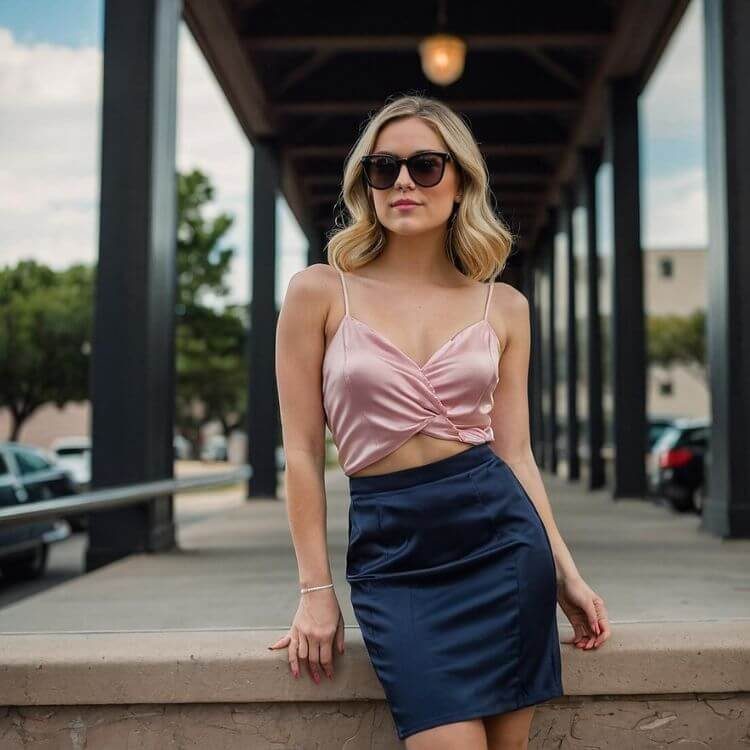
348, 442, 499, 494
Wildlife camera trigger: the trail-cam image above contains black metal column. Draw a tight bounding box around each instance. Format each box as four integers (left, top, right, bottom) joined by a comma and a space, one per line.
524, 249, 544, 465
605, 76, 647, 499
87, 0, 180, 571
561, 185, 580, 481
702, 0, 750, 537
247, 138, 280, 498
545, 212, 558, 474
307, 230, 326, 266
578, 146, 606, 490
502, 257, 523, 289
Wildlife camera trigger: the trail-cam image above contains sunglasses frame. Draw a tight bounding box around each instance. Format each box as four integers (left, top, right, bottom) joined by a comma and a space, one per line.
360, 150, 453, 189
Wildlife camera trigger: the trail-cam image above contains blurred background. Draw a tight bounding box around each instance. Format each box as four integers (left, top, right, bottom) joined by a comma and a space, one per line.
2, 1, 749, 746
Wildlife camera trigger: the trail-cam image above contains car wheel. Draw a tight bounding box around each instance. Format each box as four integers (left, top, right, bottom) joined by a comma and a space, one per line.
668, 489, 694, 513
65, 514, 89, 532
1, 544, 49, 582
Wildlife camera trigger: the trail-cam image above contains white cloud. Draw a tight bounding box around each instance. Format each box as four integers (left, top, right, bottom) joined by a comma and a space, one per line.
639, 0, 707, 249
0, 27, 101, 269
0, 23, 308, 307
177, 25, 252, 305
641, 0, 704, 141
177, 27, 309, 307
642, 166, 707, 249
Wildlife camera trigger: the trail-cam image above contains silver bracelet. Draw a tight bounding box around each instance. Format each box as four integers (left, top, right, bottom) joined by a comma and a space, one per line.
300, 583, 334, 594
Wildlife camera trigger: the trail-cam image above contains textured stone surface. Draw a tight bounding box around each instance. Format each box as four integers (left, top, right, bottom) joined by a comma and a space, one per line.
0, 695, 748, 749
0, 622, 748, 706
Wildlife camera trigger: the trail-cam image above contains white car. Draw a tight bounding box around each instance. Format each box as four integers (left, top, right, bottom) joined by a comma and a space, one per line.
50, 436, 91, 490
200, 434, 228, 461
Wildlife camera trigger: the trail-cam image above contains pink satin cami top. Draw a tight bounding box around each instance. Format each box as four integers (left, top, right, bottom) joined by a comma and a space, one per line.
322, 270, 502, 476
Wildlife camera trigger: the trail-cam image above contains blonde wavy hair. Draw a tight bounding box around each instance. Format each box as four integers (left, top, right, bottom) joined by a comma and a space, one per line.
325, 94, 516, 282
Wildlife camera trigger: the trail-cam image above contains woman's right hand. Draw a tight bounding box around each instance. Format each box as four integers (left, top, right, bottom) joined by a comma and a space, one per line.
268, 587, 346, 682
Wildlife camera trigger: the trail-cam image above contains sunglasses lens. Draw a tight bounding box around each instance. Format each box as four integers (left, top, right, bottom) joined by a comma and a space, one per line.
409, 154, 444, 186
364, 156, 398, 188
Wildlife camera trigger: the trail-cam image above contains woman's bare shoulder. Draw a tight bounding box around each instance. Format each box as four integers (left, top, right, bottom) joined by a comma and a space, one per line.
283, 263, 340, 317
487, 281, 529, 354
492, 281, 528, 312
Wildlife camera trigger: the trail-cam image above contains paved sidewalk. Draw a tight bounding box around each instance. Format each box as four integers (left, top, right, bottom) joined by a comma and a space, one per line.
0, 464, 748, 633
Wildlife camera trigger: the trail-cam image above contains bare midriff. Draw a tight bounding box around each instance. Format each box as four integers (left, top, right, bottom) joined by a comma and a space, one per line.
347, 433, 477, 477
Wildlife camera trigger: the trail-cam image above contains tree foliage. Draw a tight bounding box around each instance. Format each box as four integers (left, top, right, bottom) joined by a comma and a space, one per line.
647, 309, 707, 385
0, 261, 93, 440
174, 169, 246, 452
1, 169, 247, 448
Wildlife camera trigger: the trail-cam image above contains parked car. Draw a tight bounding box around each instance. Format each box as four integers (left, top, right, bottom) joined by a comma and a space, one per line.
51, 436, 91, 491
649, 418, 710, 513
200, 434, 228, 461
647, 415, 676, 451
0, 442, 74, 581
173, 434, 192, 460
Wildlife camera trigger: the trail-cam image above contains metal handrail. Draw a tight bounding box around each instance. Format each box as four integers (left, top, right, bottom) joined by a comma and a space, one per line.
0, 465, 254, 527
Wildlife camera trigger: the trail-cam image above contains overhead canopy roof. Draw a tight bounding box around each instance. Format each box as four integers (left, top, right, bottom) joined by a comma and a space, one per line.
184, 0, 689, 252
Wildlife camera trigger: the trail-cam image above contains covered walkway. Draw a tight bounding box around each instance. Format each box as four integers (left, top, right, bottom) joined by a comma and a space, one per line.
87, 0, 750, 581
1, 468, 749, 632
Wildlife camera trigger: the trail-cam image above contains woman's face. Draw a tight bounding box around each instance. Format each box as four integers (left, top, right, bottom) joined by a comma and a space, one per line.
366, 116, 462, 237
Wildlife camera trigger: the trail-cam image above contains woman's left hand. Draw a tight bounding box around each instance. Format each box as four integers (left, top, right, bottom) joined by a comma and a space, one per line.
556, 575, 611, 650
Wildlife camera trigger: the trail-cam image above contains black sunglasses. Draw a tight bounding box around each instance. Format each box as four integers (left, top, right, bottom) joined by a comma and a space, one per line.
360, 151, 453, 189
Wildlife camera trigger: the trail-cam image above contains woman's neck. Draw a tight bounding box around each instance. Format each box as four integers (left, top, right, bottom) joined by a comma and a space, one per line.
377, 225, 454, 280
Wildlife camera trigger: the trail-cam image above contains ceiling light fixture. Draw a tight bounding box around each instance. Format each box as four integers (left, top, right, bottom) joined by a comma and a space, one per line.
418, 0, 466, 86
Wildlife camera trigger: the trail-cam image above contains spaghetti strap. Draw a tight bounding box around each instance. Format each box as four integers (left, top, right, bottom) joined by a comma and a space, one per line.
338, 269, 350, 316
483, 281, 494, 320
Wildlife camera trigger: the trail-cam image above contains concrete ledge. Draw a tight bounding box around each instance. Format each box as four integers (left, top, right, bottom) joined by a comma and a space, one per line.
0, 620, 748, 705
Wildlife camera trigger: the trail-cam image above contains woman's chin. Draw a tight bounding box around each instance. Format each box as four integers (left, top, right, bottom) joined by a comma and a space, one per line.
384, 218, 434, 235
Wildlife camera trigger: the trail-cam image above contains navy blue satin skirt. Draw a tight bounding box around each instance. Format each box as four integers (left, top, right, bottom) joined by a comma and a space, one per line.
346, 442, 563, 741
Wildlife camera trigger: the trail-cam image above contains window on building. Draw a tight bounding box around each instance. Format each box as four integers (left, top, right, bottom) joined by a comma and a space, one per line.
659, 380, 674, 396
659, 257, 673, 278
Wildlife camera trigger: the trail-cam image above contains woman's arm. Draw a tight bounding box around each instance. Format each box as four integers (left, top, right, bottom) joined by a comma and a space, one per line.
487, 282, 611, 649
487, 283, 579, 583
269, 264, 345, 679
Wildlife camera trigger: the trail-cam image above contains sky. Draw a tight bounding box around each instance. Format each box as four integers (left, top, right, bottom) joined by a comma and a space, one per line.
0, 0, 707, 308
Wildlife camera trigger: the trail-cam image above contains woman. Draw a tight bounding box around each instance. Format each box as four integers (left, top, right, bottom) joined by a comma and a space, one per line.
270, 94, 611, 748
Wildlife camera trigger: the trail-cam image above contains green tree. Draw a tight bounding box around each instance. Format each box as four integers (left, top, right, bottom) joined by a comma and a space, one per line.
647, 309, 707, 385
177, 169, 235, 311
175, 169, 247, 454
0, 169, 247, 449
0, 260, 93, 440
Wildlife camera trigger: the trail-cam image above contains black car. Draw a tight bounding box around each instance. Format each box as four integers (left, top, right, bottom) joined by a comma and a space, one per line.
0, 442, 75, 582
648, 418, 710, 513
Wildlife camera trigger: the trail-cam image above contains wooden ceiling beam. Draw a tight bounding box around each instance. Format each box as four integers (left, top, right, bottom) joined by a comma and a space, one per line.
276, 99, 578, 115
521, 48, 584, 90
277, 49, 338, 95
244, 33, 611, 52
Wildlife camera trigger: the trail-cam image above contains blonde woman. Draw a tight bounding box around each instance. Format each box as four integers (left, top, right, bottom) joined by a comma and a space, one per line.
270, 95, 611, 748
